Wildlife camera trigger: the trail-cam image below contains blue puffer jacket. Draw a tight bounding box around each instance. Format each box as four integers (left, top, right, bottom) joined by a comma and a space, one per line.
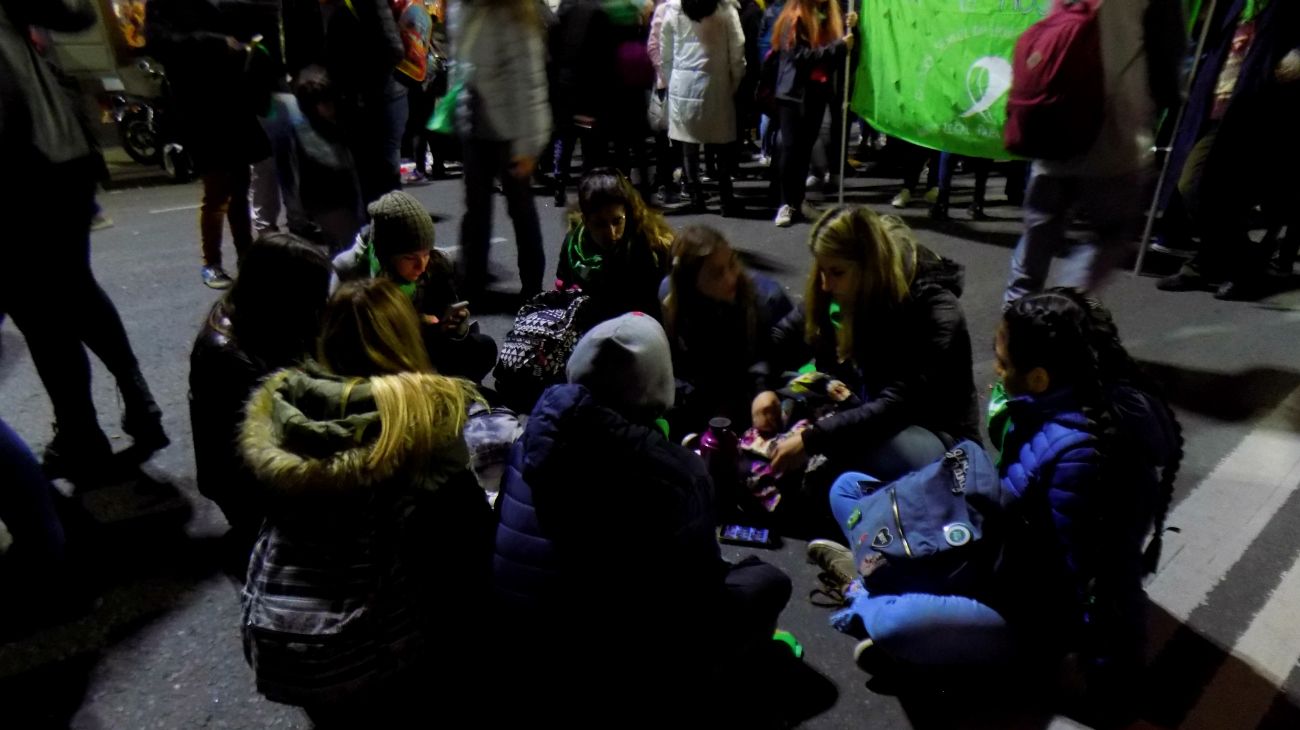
494, 383, 725, 617
989, 388, 1102, 641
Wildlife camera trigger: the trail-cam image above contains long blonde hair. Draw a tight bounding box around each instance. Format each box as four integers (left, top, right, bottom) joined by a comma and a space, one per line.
319, 279, 433, 377
805, 205, 929, 359
368, 372, 479, 471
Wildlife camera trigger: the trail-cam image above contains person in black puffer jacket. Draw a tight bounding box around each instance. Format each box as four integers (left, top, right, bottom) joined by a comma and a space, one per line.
493, 313, 791, 724
757, 205, 979, 502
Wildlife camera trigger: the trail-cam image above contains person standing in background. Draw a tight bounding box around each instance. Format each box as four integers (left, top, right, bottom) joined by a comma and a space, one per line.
660, 0, 746, 215
146, 0, 272, 289
322, 0, 408, 205
452, 0, 551, 302
1, 0, 169, 481
1003, 0, 1184, 307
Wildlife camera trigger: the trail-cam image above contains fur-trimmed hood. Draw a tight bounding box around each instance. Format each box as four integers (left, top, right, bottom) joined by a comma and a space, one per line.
240, 365, 474, 496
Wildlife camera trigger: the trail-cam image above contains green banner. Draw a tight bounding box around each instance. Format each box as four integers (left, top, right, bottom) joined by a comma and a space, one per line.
851, 0, 1049, 160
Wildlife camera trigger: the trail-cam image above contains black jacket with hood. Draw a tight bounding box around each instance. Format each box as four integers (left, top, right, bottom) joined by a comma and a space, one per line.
769, 251, 980, 457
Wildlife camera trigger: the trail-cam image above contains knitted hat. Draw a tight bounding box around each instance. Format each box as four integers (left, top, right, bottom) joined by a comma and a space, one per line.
368, 191, 435, 261
566, 312, 675, 419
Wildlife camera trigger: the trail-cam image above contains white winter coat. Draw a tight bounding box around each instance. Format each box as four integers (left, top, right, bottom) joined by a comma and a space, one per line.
659, 0, 745, 145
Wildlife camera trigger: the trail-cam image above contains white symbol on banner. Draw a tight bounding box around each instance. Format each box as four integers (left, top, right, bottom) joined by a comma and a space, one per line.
961, 56, 1013, 118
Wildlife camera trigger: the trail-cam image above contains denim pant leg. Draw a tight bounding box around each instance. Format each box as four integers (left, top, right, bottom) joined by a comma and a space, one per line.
1056, 173, 1143, 295
852, 425, 948, 483
829, 471, 879, 541
1005, 170, 1072, 307
0, 419, 66, 564
249, 156, 280, 232
850, 591, 1013, 666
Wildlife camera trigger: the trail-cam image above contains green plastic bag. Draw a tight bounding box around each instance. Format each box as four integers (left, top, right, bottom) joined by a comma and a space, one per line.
426, 80, 461, 135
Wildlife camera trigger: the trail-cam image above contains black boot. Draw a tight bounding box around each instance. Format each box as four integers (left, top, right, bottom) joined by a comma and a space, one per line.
120, 371, 170, 456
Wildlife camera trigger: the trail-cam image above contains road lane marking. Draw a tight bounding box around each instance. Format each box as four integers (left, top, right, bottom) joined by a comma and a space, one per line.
1146, 385, 1300, 644
148, 204, 201, 214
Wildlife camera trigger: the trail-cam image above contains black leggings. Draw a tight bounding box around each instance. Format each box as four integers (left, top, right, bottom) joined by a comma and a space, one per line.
777, 90, 831, 209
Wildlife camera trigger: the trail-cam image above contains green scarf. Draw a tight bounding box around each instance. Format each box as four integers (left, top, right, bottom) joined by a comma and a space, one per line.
986, 380, 1013, 466
365, 239, 418, 298
798, 302, 846, 375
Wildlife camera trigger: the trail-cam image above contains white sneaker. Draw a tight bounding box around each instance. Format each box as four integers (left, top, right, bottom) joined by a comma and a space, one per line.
758, 154, 772, 167
805, 174, 821, 189
923, 187, 940, 205
891, 189, 912, 208
774, 205, 795, 227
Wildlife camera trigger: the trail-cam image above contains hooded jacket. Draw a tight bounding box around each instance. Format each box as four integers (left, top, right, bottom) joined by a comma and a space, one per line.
660, 0, 746, 144
556, 219, 670, 322
769, 253, 980, 457
239, 367, 492, 705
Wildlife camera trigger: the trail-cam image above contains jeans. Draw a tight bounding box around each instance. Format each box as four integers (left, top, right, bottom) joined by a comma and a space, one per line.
935, 154, 990, 209
836, 424, 948, 484
355, 90, 409, 205
200, 164, 253, 268
459, 138, 546, 298
0, 419, 66, 567
828, 471, 1013, 666
250, 94, 308, 234
1004, 169, 1143, 307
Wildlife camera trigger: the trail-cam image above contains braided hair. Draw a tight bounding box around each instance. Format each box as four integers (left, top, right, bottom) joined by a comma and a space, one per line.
1053, 289, 1185, 575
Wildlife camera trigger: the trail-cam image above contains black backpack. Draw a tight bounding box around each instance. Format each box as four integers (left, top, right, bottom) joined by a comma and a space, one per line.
493, 290, 599, 411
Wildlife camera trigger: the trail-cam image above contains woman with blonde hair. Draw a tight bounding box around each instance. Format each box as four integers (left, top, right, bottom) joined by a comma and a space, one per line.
757, 205, 980, 482
239, 278, 492, 726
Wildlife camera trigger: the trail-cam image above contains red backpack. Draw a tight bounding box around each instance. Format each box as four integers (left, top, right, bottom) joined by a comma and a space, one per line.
1004, 0, 1105, 160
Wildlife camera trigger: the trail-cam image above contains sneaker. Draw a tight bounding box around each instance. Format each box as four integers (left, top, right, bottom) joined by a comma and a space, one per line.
923, 187, 940, 205
852, 638, 877, 670
800, 201, 823, 223
402, 169, 430, 186
805, 174, 821, 189
807, 539, 857, 592
774, 204, 795, 228
90, 212, 115, 231
890, 189, 912, 209
757, 154, 772, 167
1156, 267, 1215, 292
1215, 278, 1268, 302
201, 266, 234, 290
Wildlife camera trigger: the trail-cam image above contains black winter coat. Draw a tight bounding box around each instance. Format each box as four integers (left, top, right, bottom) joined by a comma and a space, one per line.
768, 253, 980, 457
188, 302, 274, 537
774, 30, 846, 105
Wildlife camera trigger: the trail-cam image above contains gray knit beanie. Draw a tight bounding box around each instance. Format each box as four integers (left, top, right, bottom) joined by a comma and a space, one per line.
567, 313, 675, 419
368, 191, 435, 261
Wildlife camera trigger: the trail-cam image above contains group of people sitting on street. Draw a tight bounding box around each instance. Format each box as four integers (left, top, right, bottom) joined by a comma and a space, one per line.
177, 176, 1181, 725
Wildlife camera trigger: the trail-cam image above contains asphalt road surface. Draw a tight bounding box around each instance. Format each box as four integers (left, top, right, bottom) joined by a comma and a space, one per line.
3, 162, 1300, 729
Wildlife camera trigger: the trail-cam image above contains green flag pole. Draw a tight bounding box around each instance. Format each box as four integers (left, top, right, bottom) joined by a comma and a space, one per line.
1134, 0, 1218, 276
837, 0, 857, 205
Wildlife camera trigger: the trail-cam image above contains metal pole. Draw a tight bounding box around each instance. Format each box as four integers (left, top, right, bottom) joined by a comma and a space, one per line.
1133, 0, 1218, 276
838, 0, 858, 205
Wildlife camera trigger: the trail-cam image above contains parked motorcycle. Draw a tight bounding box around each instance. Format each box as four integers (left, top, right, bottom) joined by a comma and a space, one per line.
107, 59, 191, 182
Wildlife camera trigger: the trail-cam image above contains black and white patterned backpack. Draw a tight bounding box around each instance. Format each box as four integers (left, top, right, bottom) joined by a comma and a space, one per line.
493, 290, 598, 411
